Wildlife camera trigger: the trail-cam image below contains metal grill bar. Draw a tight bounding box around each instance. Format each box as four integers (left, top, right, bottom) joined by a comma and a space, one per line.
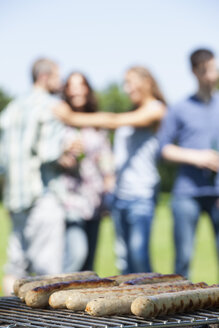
0, 297, 219, 328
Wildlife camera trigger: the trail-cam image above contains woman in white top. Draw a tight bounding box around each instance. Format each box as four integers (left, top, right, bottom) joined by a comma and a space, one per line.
112, 67, 166, 273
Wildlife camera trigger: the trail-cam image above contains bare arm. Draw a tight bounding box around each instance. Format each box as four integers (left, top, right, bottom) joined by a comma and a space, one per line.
162, 144, 219, 172
107, 103, 166, 128
54, 101, 166, 129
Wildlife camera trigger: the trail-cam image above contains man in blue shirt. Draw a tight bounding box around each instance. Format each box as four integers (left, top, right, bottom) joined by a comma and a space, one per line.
159, 48, 219, 278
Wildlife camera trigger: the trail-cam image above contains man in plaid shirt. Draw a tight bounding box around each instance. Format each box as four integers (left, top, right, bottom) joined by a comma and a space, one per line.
0, 58, 67, 295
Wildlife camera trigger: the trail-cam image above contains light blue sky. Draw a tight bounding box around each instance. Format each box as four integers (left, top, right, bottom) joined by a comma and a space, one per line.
1, 0, 219, 104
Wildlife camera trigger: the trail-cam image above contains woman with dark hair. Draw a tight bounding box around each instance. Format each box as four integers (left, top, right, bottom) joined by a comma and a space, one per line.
63, 72, 98, 113
55, 66, 166, 273
52, 72, 114, 272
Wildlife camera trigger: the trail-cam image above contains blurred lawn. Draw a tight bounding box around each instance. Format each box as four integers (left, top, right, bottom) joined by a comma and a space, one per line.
0, 193, 218, 296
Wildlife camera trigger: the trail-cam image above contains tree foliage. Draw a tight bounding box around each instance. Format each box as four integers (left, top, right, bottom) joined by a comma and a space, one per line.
0, 88, 13, 199
97, 83, 131, 113
0, 88, 12, 112
158, 161, 177, 193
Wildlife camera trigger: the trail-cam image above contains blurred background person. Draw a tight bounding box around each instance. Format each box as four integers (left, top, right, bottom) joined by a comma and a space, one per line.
44, 72, 114, 272
54, 65, 166, 274
159, 48, 219, 278
111, 67, 166, 273
0, 58, 66, 295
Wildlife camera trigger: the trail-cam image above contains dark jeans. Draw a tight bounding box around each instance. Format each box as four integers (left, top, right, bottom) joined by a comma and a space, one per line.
112, 196, 156, 274
63, 217, 100, 273
172, 195, 219, 278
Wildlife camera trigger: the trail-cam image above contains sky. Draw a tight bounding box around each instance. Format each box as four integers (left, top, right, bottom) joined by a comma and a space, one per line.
0, 0, 219, 104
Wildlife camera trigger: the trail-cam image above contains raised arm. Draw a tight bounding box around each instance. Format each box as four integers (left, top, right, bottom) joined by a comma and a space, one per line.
54, 101, 166, 129
107, 101, 166, 128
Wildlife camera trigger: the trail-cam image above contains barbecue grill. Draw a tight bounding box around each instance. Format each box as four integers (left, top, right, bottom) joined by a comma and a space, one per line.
0, 297, 219, 328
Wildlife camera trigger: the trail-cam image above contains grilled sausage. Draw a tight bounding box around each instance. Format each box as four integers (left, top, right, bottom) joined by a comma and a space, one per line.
18, 274, 98, 300
131, 287, 219, 318
121, 274, 185, 286
14, 271, 97, 296
108, 272, 161, 284
62, 281, 206, 311
25, 278, 118, 308
86, 295, 137, 316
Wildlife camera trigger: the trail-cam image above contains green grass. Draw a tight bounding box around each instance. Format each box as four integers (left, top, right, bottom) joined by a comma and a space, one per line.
0, 204, 10, 294
0, 194, 218, 296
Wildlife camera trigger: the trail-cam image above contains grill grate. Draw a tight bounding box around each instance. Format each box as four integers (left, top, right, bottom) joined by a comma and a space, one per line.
0, 297, 219, 328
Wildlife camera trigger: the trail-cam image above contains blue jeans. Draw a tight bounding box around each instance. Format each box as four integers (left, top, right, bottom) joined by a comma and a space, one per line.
112, 196, 156, 274
172, 195, 219, 278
